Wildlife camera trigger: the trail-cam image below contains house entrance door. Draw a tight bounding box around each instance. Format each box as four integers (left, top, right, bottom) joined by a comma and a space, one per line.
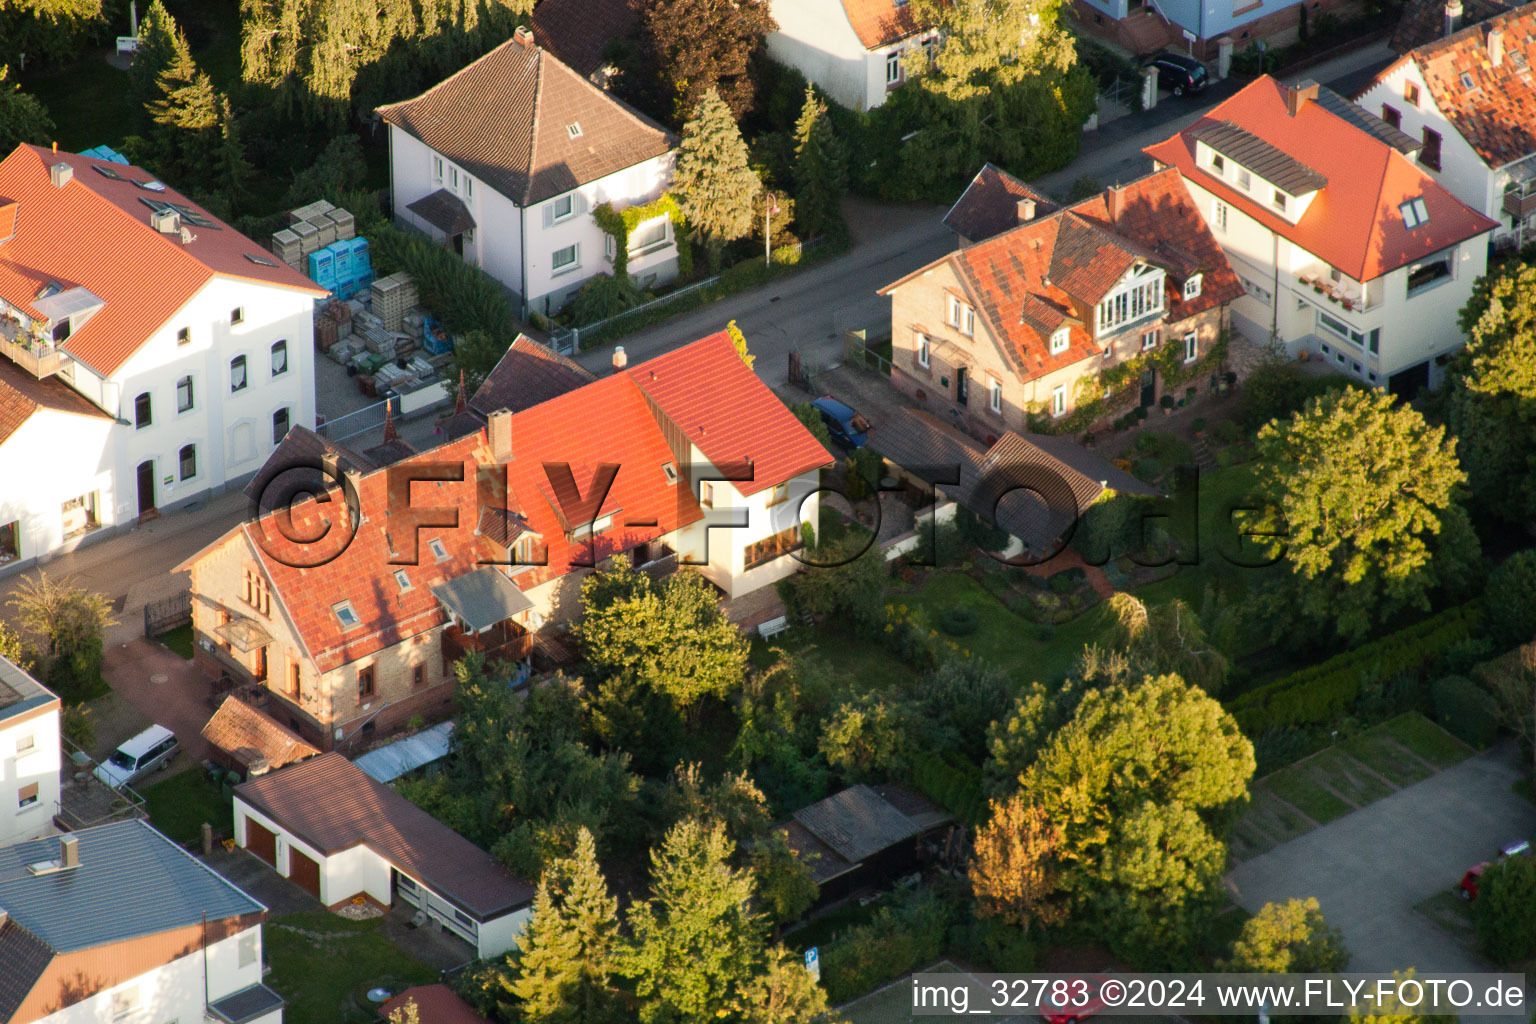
136, 461, 156, 515
956, 366, 969, 405
1140, 369, 1157, 409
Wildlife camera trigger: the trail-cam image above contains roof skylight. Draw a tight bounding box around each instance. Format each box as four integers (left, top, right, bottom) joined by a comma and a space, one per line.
1400, 197, 1430, 229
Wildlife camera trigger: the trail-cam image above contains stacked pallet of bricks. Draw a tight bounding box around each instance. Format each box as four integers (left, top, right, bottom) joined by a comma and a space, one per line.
272, 201, 364, 287
313, 299, 352, 353
371, 273, 418, 332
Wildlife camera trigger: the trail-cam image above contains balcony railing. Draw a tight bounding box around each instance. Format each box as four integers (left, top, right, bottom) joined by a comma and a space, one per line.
0, 318, 68, 378
443, 621, 533, 666
1504, 183, 1536, 219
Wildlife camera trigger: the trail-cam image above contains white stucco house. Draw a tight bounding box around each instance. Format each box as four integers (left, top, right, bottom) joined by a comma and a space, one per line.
378, 26, 681, 317
233, 752, 535, 959
0, 144, 326, 573
0, 819, 284, 1024
0, 656, 59, 849
1146, 76, 1498, 394
1357, 1, 1536, 248
766, 0, 938, 111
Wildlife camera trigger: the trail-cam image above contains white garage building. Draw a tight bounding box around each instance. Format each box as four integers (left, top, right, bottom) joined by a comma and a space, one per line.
232, 752, 534, 959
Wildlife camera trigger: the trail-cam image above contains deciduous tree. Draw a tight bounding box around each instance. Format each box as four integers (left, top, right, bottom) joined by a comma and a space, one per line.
970, 795, 1064, 931
1347, 970, 1456, 1024
640, 0, 775, 120
910, 0, 1076, 100
670, 88, 760, 264
576, 564, 749, 708
739, 943, 837, 1024
1219, 897, 1349, 973
1253, 388, 1480, 644
0, 65, 54, 154
1095, 593, 1228, 694
6, 572, 116, 703
1476, 854, 1536, 965
749, 833, 818, 926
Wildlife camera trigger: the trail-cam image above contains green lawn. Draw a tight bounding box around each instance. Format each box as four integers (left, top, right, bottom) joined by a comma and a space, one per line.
266, 912, 437, 1024
1341, 728, 1436, 787
1262, 765, 1354, 824
898, 571, 1109, 687
157, 623, 195, 660
142, 769, 230, 844
1302, 747, 1395, 807
1382, 712, 1475, 768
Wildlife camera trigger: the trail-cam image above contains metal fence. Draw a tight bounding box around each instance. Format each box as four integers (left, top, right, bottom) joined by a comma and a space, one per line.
317, 396, 399, 444
143, 590, 191, 638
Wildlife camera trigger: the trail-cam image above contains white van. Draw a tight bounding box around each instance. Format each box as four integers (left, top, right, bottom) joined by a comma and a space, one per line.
94, 725, 179, 789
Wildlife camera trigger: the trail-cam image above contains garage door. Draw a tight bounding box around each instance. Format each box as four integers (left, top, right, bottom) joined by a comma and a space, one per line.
289, 848, 322, 900
246, 819, 277, 865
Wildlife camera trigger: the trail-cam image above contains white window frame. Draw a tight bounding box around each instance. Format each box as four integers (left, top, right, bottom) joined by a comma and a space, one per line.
271, 339, 288, 377
988, 376, 1002, 413
1183, 274, 1202, 300
1097, 267, 1166, 334
1049, 327, 1069, 354
1236, 167, 1251, 191
1400, 197, 1429, 229
916, 332, 930, 368
1141, 327, 1161, 350
551, 243, 580, 275
230, 355, 248, 393
1183, 330, 1198, 363
629, 215, 670, 254
886, 50, 902, 84
394, 569, 412, 592
176, 374, 194, 414
1213, 199, 1229, 233
946, 295, 974, 337
433, 156, 444, 183
429, 538, 450, 562
1051, 384, 1066, 418
552, 194, 575, 222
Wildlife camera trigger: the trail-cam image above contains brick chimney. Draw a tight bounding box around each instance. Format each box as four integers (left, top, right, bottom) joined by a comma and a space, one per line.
1489, 26, 1505, 65
1104, 184, 1123, 223
514, 25, 534, 46
489, 408, 513, 462
60, 835, 79, 869
1017, 197, 1037, 223
612, 345, 628, 370
1445, 0, 1463, 36
1286, 80, 1320, 117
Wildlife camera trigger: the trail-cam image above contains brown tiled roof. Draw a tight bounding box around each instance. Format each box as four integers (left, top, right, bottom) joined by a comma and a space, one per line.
841, 0, 930, 48
381, 986, 492, 1024
234, 753, 535, 917
793, 783, 922, 863
406, 189, 477, 235
532, 0, 643, 75
779, 820, 856, 885
942, 163, 1059, 243
470, 334, 597, 416
1391, 0, 1517, 52
0, 355, 111, 447
1408, 3, 1536, 166
240, 426, 373, 513
973, 432, 1108, 550
376, 37, 675, 206
201, 696, 320, 771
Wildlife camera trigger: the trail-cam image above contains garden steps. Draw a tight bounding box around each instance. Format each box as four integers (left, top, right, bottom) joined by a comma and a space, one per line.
1191, 437, 1218, 473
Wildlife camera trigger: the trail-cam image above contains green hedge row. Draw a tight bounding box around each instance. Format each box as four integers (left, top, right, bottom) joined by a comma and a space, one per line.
1432, 675, 1501, 748
821, 889, 952, 1004
1229, 603, 1480, 734
910, 750, 987, 826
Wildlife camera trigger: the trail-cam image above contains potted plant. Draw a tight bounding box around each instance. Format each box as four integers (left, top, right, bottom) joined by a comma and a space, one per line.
1160, 394, 1176, 415
1342, 298, 1354, 311
1192, 417, 1207, 436
1185, 386, 1197, 403
1312, 281, 1325, 294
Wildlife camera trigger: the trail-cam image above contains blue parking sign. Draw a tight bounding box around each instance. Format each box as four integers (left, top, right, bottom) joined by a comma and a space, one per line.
805, 946, 821, 981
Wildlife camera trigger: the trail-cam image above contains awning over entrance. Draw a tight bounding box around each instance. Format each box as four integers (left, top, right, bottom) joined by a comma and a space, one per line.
407, 188, 477, 237
432, 568, 533, 634
214, 617, 273, 653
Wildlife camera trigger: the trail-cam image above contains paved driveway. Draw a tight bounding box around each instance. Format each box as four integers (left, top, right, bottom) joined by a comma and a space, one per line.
1225, 743, 1536, 1022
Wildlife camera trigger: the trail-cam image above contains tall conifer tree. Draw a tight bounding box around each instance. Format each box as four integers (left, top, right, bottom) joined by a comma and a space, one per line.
671, 88, 759, 267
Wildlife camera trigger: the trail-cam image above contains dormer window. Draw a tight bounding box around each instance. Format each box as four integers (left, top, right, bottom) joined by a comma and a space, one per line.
1183, 274, 1203, 300
1400, 197, 1429, 229
1272, 190, 1288, 212
1211, 153, 1226, 174
1049, 327, 1069, 354
1095, 266, 1165, 334
1236, 168, 1251, 191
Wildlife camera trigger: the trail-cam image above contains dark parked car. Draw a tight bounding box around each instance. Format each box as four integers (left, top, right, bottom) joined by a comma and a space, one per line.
1148, 51, 1208, 96
809, 396, 869, 449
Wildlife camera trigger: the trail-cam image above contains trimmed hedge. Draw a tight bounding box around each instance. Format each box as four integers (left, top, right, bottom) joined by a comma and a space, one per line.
909, 750, 987, 826
1431, 675, 1501, 748
1229, 603, 1480, 734
820, 888, 952, 1004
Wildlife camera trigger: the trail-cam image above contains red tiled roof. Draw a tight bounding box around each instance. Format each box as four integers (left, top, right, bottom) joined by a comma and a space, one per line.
0, 145, 324, 378
842, 0, 929, 49
884, 167, 1242, 386
381, 986, 491, 1024
627, 332, 834, 496
376, 36, 674, 206
201, 696, 320, 770
0, 353, 112, 446
532, 0, 643, 76
942, 163, 1059, 243
470, 334, 597, 416
235, 753, 534, 916
1145, 77, 1499, 281
1407, 3, 1536, 166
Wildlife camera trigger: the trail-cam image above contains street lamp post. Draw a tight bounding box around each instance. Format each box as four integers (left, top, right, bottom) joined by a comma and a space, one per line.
765, 192, 780, 267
